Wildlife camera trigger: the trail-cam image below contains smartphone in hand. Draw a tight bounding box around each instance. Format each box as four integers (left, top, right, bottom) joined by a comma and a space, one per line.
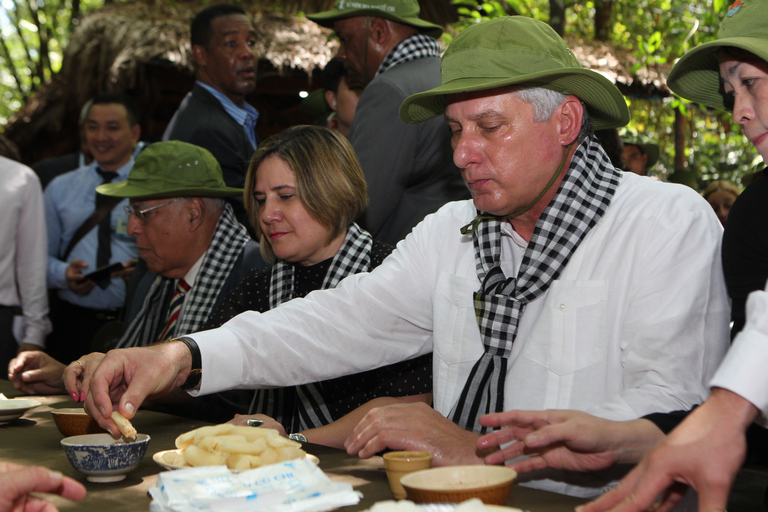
79, 262, 125, 283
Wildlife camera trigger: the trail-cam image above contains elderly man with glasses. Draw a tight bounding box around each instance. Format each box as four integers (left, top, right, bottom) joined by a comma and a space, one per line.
103, 141, 268, 351
10, 141, 267, 419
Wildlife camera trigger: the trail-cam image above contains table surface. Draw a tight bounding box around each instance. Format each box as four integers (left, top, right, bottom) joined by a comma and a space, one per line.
0, 380, 587, 512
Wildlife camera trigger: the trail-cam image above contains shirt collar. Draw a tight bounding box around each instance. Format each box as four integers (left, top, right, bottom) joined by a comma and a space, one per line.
501, 220, 528, 249
196, 80, 259, 127
91, 155, 134, 179
182, 251, 206, 288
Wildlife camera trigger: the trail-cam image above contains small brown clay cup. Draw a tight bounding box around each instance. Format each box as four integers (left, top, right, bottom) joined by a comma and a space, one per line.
382, 451, 433, 500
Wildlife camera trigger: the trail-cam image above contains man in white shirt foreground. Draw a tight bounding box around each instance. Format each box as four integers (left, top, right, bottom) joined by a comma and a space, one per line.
68, 16, 729, 498
489, 2, 768, 510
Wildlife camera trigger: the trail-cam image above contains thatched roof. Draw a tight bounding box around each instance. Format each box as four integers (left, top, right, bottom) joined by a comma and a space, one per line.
61, 2, 338, 112
565, 34, 673, 98
4, 1, 343, 162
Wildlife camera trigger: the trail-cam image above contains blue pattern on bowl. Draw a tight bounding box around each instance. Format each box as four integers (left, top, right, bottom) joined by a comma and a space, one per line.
61, 433, 150, 482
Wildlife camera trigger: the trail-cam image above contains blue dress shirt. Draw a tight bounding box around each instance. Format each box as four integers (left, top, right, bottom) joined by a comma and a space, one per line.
45, 160, 138, 310
197, 81, 259, 150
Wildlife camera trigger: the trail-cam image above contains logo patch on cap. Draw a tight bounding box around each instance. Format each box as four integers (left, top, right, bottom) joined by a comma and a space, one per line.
727, 0, 742, 17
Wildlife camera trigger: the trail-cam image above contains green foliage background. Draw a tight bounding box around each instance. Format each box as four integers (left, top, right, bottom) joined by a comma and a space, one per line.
0, 0, 107, 124
1, 0, 763, 188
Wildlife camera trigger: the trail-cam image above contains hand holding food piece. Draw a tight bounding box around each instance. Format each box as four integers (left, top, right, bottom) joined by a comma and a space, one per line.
111, 411, 137, 440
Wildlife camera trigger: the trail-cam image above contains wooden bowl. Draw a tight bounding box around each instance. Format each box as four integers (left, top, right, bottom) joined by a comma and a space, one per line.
51, 408, 105, 437
401, 465, 517, 505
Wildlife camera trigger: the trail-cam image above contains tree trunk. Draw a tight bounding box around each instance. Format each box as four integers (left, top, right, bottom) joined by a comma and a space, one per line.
594, 0, 613, 42
674, 107, 686, 172
0, 37, 27, 101
550, 0, 566, 36
668, 106, 699, 188
8, 0, 38, 85
26, 0, 52, 78
70, 0, 81, 33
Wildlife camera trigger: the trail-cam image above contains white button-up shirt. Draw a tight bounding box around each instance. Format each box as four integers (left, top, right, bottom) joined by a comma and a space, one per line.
191, 172, 730, 496
0, 157, 50, 346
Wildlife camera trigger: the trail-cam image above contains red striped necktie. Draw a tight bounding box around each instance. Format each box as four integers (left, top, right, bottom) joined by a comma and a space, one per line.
157, 279, 191, 343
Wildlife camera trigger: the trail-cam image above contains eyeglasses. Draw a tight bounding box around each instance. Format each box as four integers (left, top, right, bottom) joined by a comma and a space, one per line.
124, 199, 179, 224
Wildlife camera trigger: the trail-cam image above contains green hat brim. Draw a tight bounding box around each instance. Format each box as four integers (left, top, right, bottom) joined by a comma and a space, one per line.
400, 68, 630, 130
96, 181, 244, 200
307, 9, 443, 39
640, 143, 659, 168
668, 36, 768, 112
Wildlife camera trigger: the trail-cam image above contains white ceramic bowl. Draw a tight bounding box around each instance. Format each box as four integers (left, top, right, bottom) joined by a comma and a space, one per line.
400, 466, 517, 505
61, 433, 150, 483
0, 398, 41, 422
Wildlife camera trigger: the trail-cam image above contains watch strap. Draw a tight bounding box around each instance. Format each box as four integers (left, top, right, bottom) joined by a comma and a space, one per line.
175, 337, 202, 390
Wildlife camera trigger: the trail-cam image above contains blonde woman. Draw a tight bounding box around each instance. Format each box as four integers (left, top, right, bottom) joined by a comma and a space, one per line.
206, 125, 432, 448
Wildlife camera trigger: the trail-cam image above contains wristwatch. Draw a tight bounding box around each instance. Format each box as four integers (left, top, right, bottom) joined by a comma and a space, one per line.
288, 433, 308, 443
175, 337, 202, 390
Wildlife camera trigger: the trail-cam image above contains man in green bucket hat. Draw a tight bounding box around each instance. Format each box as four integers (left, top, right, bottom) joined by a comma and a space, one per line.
307, 0, 468, 245
74, 16, 729, 499
499, 2, 768, 511
97, 140, 267, 352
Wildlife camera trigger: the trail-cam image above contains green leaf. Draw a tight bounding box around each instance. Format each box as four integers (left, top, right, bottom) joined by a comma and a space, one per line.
713, 0, 726, 14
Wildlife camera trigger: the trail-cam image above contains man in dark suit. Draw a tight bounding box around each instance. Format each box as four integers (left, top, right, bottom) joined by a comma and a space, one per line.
307, 0, 468, 245
163, 4, 259, 225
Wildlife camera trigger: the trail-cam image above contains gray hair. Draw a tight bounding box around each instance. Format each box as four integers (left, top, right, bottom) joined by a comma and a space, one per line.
202, 197, 226, 215
510, 87, 593, 143
171, 197, 226, 217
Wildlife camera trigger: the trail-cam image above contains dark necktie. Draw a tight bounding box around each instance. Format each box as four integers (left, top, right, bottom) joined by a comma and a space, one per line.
95, 168, 117, 289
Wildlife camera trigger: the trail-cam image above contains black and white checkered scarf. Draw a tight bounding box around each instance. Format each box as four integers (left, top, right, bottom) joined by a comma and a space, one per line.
117, 203, 250, 348
255, 222, 373, 430
376, 33, 440, 77
449, 135, 622, 432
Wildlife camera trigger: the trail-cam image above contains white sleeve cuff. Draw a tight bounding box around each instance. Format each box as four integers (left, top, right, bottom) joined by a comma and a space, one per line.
710, 284, 768, 428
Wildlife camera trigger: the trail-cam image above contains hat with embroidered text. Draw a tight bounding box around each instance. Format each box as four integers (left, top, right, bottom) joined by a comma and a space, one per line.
96, 141, 243, 199
668, 0, 768, 111
399, 16, 629, 130
307, 0, 443, 39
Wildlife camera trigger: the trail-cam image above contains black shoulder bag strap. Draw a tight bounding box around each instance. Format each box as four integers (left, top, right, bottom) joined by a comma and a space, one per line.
60, 195, 124, 261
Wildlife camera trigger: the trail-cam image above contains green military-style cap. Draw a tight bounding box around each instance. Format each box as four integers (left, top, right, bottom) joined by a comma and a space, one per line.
307, 0, 443, 39
399, 16, 630, 130
97, 141, 243, 199
668, 0, 768, 111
